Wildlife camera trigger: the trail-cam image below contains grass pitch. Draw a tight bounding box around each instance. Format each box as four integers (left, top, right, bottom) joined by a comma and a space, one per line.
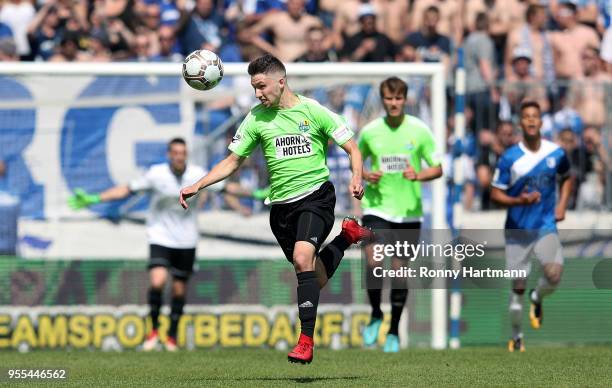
1, 346, 611, 387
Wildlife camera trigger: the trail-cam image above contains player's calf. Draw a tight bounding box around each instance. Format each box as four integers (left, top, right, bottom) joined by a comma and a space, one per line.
530, 264, 562, 329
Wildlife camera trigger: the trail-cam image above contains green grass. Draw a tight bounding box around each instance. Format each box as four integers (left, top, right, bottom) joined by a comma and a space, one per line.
1, 346, 611, 387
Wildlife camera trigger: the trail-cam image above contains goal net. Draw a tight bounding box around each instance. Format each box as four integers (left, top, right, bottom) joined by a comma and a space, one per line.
0, 62, 447, 350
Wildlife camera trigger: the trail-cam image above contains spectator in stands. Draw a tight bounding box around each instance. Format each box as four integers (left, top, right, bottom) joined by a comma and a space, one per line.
0, 37, 17, 61
464, 0, 487, 34
395, 40, 417, 62
503, 46, 550, 113
49, 32, 88, 62
176, 0, 226, 55
87, 31, 112, 62
489, 0, 526, 33
556, 127, 581, 209
550, 1, 600, 80
224, 0, 263, 26
296, 25, 336, 62
131, 32, 153, 61
157, 0, 180, 27
327, 0, 379, 50
550, 0, 599, 29
568, 46, 612, 129
0, 0, 35, 60
89, 6, 108, 41
327, 0, 407, 47
583, 127, 608, 179
576, 126, 608, 209
339, 4, 396, 62
248, 0, 324, 62
404, 6, 451, 71
27, 3, 61, 61
139, 2, 162, 58
230, 19, 264, 61
476, 120, 518, 209
105, 17, 135, 60
505, 4, 554, 84
224, 0, 301, 27
151, 25, 182, 62
409, 0, 462, 45
488, 0, 527, 69
464, 12, 498, 134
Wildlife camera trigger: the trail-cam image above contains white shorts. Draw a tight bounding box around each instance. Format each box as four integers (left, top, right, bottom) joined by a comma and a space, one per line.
505, 232, 564, 278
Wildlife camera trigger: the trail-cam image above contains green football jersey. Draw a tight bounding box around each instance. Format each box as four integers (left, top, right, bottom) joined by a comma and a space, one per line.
358, 115, 441, 222
228, 95, 354, 203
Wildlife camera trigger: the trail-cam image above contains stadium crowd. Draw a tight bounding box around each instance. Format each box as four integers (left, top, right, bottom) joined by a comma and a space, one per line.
0, 0, 610, 212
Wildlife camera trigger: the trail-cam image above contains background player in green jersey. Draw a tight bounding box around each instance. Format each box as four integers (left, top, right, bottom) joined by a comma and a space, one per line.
359, 77, 443, 352
179, 54, 373, 364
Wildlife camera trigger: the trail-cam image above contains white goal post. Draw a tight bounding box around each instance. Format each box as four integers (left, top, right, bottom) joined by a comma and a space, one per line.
0, 61, 448, 349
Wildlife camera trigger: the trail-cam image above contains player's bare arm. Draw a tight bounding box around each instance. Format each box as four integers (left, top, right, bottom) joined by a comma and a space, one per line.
68, 184, 132, 210
340, 139, 364, 200
99, 185, 132, 202
403, 162, 443, 182
490, 186, 541, 207
180, 153, 245, 209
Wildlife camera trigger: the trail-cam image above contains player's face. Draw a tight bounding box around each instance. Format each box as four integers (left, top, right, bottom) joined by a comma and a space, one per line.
251, 73, 284, 108
168, 143, 187, 172
381, 88, 406, 118
519, 106, 542, 139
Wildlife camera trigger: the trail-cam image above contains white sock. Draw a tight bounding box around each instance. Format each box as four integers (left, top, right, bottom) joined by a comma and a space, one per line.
509, 291, 523, 339
534, 276, 556, 302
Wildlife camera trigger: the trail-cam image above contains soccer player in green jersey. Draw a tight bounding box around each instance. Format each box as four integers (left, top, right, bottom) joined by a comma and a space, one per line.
179, 54, 373, 364
359, 77, 443, 352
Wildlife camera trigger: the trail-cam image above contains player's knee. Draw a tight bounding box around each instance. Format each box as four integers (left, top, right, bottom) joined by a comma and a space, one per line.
293, 253, 314, 272
544, 265, 563, 286
172, 281, 187, 297
545, 271, 562, 286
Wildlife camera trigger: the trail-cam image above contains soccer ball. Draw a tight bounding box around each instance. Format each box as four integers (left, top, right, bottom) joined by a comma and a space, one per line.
182, 49, 224, 91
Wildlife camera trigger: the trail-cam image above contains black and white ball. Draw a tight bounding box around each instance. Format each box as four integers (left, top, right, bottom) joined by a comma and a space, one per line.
182, 49, 224, 91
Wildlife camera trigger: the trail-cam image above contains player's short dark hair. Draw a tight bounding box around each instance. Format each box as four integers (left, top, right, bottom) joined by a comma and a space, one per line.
380, 77, 408, 98
248, 54, 286, 77
519, 100, 541, 115
168, 137, 186, 151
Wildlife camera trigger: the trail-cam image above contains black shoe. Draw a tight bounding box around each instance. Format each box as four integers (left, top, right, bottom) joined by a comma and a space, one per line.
529, 289, 542, 329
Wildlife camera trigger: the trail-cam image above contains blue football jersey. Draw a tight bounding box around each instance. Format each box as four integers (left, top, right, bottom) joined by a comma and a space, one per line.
492, 140, 570, 230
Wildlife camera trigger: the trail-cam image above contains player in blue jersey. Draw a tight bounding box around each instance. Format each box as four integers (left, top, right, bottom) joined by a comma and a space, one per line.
491, 101, 573, 352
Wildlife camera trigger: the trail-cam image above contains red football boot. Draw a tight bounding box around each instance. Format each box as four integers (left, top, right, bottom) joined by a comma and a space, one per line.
341, 217, 375, 244
288, 333, 314, 364
142, 329, 159, 351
